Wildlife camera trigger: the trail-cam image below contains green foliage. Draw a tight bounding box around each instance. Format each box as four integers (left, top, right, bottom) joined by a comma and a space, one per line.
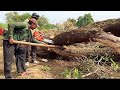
95, 54, 120, 71
76, 16, 84, 27
55, 23, 64, 31
5, 12, 55, 30
73, 68, 82, 79
80, 59, 96, 73
37, 15, 49, 27
0, 23, 8, 29
110, 58, 120, 71
41, 65, 52, 71
37, 15, 56, 30
76, 13, 94, 27
19, 13, 31, 21
38, 24, 56, 30
5, 11, 31, 23
62, 69, 71, 79
62, 67, 83, 79
63, 18, 77, 31
94, 54, 113, 65
67, 18, 76, 25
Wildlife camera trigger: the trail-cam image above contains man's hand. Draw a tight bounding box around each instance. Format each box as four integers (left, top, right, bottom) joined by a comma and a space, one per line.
9, 38, 14, 44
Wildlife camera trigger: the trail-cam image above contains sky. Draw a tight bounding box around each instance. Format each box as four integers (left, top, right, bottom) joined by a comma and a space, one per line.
0, 11, 120, 24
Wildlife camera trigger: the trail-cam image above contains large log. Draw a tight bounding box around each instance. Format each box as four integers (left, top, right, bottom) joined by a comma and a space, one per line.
53, 28, 120, 55
53, 28, 103, 45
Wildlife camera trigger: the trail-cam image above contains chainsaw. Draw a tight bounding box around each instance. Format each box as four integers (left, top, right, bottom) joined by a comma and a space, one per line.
33, 31, 54, 44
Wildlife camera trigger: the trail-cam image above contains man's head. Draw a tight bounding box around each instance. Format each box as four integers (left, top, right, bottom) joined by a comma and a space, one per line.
31, 13, 40, 20
28, 18, 38, 30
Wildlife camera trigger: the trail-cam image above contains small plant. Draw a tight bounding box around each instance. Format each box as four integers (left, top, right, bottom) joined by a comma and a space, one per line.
110, 58, 120, 71
41, 65, 52, 71
96, 54, 120, 71
62, 69, 71, 79
61, 67, 83, 79
95, 54, 115, 66
72, 68, 82, 79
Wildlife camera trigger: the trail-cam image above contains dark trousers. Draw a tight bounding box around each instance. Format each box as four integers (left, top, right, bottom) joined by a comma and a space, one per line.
3, 40, 26, 79
26, 46, 37, 63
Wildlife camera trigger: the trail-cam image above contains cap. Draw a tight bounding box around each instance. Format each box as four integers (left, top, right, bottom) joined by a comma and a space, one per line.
31, 13, 40, 20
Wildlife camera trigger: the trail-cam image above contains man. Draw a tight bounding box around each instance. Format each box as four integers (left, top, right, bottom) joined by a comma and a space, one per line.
3, 18, 38, 79
25, 13, 54, 65
25, 13, 40, 66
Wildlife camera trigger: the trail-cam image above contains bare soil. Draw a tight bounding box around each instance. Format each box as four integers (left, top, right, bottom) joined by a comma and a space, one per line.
0, 46, 81, 79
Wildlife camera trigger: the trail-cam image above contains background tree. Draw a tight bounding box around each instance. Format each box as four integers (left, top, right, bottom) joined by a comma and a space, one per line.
67, 18, 76, 26
63, 18, 76, 31
37, 15, 56, 30
83, 13, 94, 25
0, 23, 7, 29
76, 13, 94, 27
5, 11, 31, 23
55, 23, 64, 31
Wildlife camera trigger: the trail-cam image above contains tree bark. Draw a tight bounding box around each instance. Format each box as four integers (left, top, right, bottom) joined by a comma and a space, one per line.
53, 28, 120, 55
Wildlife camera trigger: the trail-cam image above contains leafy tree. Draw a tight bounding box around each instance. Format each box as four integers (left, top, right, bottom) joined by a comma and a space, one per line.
5, 11, 31, 23
19, 13, 31, 21
83, 13, 94, 25
5, 12, 19, 23
76, 16, 84, 27
76, 13, 94, 27
37, 15, 56, 30
0, 23, 8, 29
63, 21, 74, 31
5, 12, 55, 30
55, 23, 64, 31
63, 18, 76, 31
67, 18, 76, 25
37, 15, 49, 29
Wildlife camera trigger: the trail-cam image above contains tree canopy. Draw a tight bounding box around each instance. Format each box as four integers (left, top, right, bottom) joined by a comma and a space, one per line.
76, 13, 94, 27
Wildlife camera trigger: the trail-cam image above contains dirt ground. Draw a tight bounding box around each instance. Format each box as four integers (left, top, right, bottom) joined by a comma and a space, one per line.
0, 46, 80, 79
1, 44, 120, 79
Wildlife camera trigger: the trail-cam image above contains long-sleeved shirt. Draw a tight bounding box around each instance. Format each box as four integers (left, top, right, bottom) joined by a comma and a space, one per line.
4, 22, 43, 44
4, 22, 31, 41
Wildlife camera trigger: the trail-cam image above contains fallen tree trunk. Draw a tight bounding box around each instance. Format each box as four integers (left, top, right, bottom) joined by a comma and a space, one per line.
38, 18, 120, 59
53, 28, 102, 45
53, 18, 120, 45
53, 28, 120, 55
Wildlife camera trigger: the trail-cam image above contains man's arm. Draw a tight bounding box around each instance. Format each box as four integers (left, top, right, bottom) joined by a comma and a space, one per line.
8, 23, 15, 39
8, 22, 28, 44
